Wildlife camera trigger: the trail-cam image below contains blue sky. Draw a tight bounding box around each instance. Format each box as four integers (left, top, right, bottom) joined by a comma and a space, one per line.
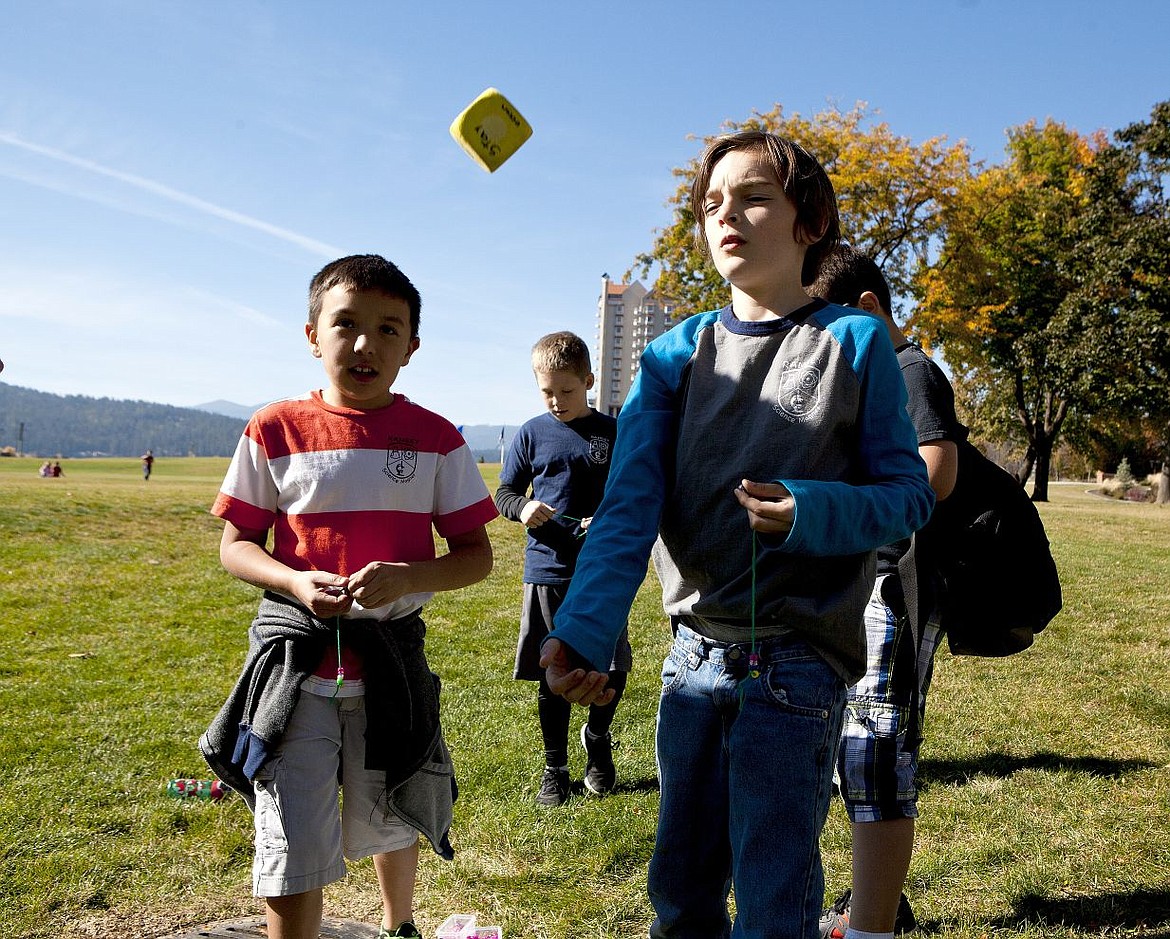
2, 0, 1168, 427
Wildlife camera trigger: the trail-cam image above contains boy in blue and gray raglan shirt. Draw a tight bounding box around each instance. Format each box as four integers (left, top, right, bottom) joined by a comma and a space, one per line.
495, 331, 629, 807
540, 131, 934, 939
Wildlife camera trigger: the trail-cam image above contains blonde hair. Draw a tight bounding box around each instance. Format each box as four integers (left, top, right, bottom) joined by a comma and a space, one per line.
531, 331, 591, 379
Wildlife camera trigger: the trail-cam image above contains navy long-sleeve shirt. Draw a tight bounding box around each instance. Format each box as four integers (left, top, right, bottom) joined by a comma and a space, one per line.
495, 410, 617, 584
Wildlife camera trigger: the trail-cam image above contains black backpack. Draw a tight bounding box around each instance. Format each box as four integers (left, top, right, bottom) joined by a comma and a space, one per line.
926, 439, 1063, 655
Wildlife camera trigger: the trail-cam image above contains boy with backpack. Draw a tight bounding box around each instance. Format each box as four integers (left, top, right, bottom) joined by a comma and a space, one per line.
808, 245, 967, 939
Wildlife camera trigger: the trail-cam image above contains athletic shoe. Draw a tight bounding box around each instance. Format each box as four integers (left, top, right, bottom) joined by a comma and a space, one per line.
580, 724, 618, 796
818, 888, 918, 938
535, 766, 571, 807
378, 923, 422, 939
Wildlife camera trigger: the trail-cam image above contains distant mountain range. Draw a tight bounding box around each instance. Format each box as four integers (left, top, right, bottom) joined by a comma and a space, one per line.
193, 397, 520, 458
192, 399, 258, 421
0, 383, 519, 460
0, 383, 248, 458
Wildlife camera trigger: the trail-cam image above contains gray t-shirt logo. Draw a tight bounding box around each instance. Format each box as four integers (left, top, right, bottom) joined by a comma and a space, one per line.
775, 361, 823, 421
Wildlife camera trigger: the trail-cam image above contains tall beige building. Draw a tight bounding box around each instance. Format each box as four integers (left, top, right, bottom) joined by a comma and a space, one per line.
593, 275, 677, 416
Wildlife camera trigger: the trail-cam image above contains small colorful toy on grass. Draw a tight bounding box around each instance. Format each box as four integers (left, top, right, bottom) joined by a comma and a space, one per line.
166, 778, 229, 801
449, 87, 532, 173
436, 914, 477, 938
435, 913, 502, 938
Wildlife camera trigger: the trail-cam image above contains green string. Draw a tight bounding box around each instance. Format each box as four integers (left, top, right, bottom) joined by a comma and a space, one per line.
738, 531, 760, 707
554, 512, 589, 539
331, 616, 344, 698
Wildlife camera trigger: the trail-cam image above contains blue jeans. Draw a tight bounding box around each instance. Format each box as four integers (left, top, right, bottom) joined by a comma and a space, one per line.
649, 624, 846, 939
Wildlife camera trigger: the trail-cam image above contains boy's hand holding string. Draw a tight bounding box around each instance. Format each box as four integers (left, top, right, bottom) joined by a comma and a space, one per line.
220, 520, 353, 619
520, 499, 556, 529
543, 479, 788, 706
734, 479, 795, 535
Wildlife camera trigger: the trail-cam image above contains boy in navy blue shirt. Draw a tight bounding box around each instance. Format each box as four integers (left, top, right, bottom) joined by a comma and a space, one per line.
495, 331, 629, 806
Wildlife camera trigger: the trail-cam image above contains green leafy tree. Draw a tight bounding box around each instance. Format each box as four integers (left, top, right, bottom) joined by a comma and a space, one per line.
1071, 101, 1170, 498
914, 120, 1101, 500
916, 103, 1170, 501
631, 102, 972, 316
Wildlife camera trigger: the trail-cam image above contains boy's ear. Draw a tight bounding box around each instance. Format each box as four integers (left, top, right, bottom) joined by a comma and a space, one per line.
402, 337, 420, 364
585, 372, 595, 390
305, 322, 322, 357
857, 291, 885, 316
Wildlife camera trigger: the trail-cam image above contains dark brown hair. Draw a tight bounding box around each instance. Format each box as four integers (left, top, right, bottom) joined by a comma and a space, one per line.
308, 254, 422, 336
807, 244, 893, 315
689, 130, 840, 286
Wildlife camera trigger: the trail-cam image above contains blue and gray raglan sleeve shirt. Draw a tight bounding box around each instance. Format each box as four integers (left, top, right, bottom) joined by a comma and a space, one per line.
550, 302, 934, 684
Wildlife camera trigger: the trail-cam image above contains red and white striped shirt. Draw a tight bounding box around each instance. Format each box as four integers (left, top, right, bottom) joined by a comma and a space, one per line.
212, 391, 497, 681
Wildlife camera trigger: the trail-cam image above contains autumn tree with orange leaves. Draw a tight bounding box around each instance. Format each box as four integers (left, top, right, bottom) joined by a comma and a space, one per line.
911, 119, 1100, 500
914, 104, 1170, 501
630, 102, 972, 317
633, 102, 1170, 501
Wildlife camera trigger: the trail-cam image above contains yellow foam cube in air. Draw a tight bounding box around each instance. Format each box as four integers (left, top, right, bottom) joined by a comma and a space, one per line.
449, 87, 533, 173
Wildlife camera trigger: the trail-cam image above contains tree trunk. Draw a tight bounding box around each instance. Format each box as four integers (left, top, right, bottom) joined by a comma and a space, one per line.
1017, 445, 1037, 489
1031, 440, 1053, 502
1020, 392, 1065, 503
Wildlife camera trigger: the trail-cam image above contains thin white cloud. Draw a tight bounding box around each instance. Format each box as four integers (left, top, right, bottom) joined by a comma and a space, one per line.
0, 265, 320, 408
180, 286, 286, 329
0, 267, 284, 333
0, 131, 344, 258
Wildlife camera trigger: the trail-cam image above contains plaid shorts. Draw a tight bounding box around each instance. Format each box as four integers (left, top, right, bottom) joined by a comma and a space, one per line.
836, 573, 944, 822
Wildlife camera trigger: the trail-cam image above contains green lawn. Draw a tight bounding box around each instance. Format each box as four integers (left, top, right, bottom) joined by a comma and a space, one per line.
0, 457, 1167, 938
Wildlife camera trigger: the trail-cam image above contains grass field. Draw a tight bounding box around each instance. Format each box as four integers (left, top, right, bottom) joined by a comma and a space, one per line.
1, 456, 1167, 939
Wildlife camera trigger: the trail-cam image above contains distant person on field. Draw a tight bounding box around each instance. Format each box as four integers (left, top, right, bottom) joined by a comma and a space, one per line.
50, 461, 63, 477
808, 245, 967, 939
39, 461, 52, 477
494, 331, 629, 807
200, 254, 497, 939
141, 449, 154, 480
541, 130, 934, 938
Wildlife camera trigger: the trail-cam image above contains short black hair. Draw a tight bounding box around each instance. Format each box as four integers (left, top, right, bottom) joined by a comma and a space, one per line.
308, 254, 422, 337
806, 244, 892, 315
690, 130, 841, 286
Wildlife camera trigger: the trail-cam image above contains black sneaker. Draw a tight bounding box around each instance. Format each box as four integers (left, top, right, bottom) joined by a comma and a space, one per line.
535, 766, 571, 807
378, 923, 422, 939
819, 888, 918, 938
580, 724, 618, 796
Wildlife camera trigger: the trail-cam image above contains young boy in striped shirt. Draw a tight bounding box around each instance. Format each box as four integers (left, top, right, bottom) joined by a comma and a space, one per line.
202, 254, 497, 939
